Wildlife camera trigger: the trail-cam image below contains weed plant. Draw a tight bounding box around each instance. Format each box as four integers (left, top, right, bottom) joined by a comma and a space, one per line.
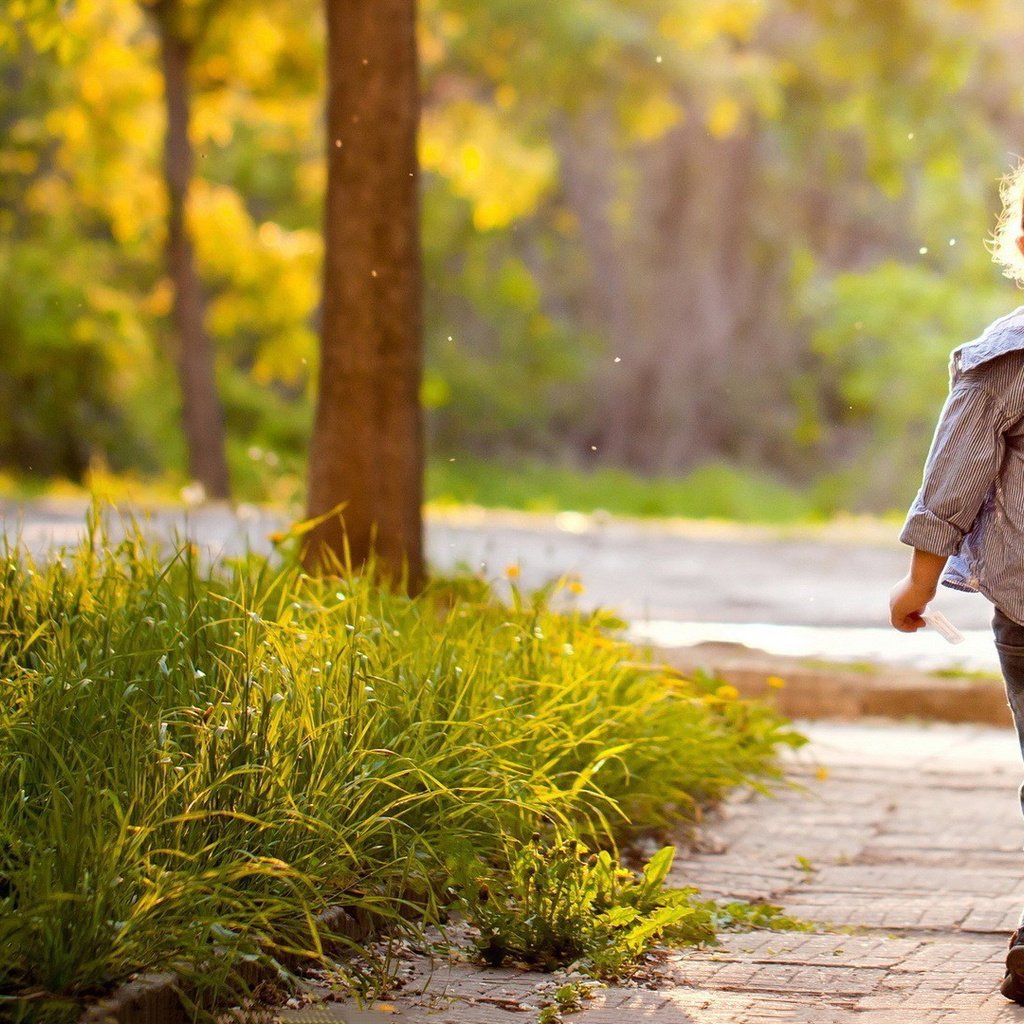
0, 508, 803, 1021
460, 831, 812, 979
463, 833, 713, 975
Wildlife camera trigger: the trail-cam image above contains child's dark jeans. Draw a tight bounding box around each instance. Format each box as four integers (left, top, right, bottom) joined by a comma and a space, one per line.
994, 608, 1024, 788
993, 606, 1024, 929
994, 607, 1024, 775
995, 606, 1024, 782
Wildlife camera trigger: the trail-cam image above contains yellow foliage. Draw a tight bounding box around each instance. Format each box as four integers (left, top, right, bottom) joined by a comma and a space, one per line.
418, 28, 445, 69
232, 13, 286, 87
0, 150, 38, 175
35, 0, 164, 254
190, 179, 319, 383
108, 177, 164, 244
252, 324, 316, 385
495, 84, 517, 111
438, 10, 467, 38
193, 97, 235, 148
297, 159, 326, 203
143, 278, 175, 317
627, 93, 684, 143
659, 0, 763, 50
460, 142, 484, 176
52, 106, 90, 147
85, 282, 130, 314
420, 372, 451, 410
190, 181, 257, 276
707, 95, 742, 139
421, 101, 556, 230
199, 54, 232, 84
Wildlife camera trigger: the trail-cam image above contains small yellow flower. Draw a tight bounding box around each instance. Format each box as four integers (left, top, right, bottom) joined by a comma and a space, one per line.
816, 766, 829, 782
266, 531, 287, 544
766, 675, 786, 689
567, 579, 585, 595
505, 564, 521, 579
715, 684, 740, 701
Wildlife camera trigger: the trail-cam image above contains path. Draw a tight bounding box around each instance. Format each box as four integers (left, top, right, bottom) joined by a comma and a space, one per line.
278, 721, 1024, 1024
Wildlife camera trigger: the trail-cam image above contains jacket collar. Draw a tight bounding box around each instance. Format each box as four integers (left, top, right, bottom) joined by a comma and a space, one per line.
953, 305, 1024, 376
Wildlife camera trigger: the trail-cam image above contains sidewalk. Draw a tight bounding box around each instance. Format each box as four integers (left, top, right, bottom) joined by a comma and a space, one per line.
277, 721, 1024, 1024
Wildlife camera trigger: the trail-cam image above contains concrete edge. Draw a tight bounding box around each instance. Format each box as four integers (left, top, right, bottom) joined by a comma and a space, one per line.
77, 906, 385, 1024
652, 643, 1012, 727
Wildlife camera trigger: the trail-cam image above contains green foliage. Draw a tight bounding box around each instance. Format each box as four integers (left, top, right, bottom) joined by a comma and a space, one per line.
0, 241, 148, 477
458, 831, 814, 981
423, 211, 593, 455
707, 898, 813, 933
802, 259, 1010, 510
537, 983, 591, 1024
0, 509, 801, 1020
460, 833, 714, 977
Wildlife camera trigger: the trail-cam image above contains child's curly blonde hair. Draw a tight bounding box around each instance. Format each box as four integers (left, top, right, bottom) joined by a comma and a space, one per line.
990, 159, 1024, 285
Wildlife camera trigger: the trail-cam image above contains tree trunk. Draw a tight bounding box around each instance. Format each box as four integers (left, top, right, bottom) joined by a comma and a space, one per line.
159, 19, 231, 500
555, 109, 638, 464
562, 106, 798, 476
305, 0, 425, 591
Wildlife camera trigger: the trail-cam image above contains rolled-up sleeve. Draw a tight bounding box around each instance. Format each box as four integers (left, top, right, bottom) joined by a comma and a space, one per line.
900, 382, 1008, 556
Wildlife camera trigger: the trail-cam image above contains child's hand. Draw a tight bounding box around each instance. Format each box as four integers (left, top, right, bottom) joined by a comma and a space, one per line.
889, 574, 936, 632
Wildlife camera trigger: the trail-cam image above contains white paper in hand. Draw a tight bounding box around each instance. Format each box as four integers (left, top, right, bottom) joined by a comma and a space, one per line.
922, 610, 964, 645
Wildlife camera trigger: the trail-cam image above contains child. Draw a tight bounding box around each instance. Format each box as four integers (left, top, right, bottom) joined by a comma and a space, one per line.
891, 161, 1024, 1003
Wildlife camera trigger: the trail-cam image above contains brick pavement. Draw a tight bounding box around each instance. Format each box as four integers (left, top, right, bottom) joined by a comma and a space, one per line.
276, 722, 1024, 1024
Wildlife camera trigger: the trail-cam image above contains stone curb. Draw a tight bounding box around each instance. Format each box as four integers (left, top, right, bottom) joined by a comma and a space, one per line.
78, 907, 383, 1024
654, 642, 1013, 726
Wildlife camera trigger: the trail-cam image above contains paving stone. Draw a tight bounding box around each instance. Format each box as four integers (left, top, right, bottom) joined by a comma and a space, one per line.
275, 722, 1024, 1024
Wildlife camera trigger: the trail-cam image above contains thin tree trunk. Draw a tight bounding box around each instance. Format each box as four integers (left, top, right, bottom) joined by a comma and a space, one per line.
159, 19, 231, 500
555, 109, 638, 463
305, 0, 425, 591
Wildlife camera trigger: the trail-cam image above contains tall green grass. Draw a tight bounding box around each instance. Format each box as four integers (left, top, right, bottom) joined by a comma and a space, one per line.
0, 509, 802, 1021
427, 457, 836, 521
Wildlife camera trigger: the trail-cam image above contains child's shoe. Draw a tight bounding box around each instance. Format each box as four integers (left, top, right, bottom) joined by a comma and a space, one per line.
1001, 929, 1024, 1002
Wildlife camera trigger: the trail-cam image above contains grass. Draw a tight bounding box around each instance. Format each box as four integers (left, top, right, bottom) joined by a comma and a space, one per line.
0, 505, 804, 1021
0, 456, 865, 525
427, 456, 841, 523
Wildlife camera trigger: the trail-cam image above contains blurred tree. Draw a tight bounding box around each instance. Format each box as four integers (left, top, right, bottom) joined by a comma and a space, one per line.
304, 0, 425, 589
142, 0, 231, 498
1, 0, 321, 493
417, 0, 1017, 489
